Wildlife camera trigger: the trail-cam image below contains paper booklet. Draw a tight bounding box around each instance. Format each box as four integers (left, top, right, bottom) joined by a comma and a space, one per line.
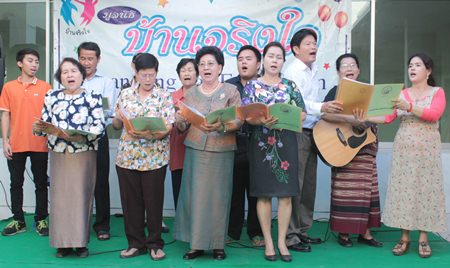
37, 119, 95, 137
119, 110, 167, 132
179, 102, 237, 128
238, 103, 303, 133
336, 78, 403, 116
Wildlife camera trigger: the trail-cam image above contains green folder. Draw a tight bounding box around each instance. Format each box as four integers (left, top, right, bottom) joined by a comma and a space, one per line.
269, 103, 302, 133
130, 117, 167, 132
102, 97, 109, 110
205, 106, 237, 124
367, 83, 403, 116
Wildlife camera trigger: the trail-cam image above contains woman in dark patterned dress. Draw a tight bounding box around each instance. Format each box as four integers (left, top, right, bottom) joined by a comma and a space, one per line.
242, 42, 305, 262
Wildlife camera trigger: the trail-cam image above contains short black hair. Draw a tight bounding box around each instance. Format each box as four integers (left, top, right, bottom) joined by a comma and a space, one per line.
132, 52, 144, 63
77, 42, 101, 57
290, 28, 317, 56
134, 53, 159, 72
237, 45, 262, 62
16, 48, 40, 62
176, 58, 198, 76
54, 57, 86, 84
408, 52, 436, 87
195, 46, 225, 67
336, 53, 360, 71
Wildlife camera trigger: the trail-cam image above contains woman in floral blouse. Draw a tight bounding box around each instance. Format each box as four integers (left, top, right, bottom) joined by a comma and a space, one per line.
112, 53, 174, 261
32, 57, 105, 258
242, 42, 305, 262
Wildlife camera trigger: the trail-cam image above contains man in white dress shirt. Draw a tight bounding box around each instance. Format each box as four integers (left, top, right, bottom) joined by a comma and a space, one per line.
283, 29, 342, 252
77, 42, 118, 241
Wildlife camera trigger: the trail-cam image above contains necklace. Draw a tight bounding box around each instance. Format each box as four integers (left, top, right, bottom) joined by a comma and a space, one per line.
200, 82, 220, 95
409, 86, 431, 102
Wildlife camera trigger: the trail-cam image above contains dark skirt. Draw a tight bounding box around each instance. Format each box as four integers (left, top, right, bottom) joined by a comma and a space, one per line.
248, 128, 299, 197
330, 154, 381, 234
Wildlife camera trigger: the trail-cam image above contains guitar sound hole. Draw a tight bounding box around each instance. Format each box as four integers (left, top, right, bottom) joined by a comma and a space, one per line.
347, 132, 368, 148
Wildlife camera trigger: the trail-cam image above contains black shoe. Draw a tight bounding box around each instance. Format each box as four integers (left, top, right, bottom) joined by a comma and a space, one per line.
1, 220, 26, 236
35, 220, 49, 236
75, 247, 89, 258
56, 248, 72, 258
213, 249, 226, 260
162, 226, 170, 233
357, 235, 383, 247
277, 248, 292, 262
337, 235, 353, 247
264, 254, 277, 262
287, 241, 311, 252
298, 234, 322, 244
183, 249, 204, 260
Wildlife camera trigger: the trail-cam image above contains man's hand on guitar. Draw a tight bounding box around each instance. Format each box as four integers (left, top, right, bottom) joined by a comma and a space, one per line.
321, 100, 343, 113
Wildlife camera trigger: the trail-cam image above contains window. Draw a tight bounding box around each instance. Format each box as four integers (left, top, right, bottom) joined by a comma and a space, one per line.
352, 0, 450, 142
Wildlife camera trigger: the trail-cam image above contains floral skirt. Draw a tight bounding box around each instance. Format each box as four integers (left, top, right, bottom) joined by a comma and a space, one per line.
248, 128, 299, 197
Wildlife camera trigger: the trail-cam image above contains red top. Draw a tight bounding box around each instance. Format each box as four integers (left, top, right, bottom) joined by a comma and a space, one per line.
385, 87, 446, 123
169, 88, 188, 171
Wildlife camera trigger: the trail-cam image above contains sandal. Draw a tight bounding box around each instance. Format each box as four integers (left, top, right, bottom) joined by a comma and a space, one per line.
97, 230, 110, 241
120, 247, 147, 258
251, 236, 266, 247
150, 248, 166, 261
418, 241, 432, 258
392, 240, 410, 256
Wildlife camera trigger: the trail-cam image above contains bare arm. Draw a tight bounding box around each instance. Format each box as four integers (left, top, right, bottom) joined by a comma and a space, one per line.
321, 113, 360, 126
1, 111, 12, 159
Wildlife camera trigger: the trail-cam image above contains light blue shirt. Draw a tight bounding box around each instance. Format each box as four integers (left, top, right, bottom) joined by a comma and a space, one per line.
82, 71, 118, 125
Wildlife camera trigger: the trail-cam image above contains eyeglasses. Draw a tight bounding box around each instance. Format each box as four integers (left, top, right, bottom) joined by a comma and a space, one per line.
340, 63, 357, 70
198, 61, 217, 69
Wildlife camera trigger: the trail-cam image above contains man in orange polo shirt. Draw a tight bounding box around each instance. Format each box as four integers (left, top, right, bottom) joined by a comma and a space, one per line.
0, 48, 51, 236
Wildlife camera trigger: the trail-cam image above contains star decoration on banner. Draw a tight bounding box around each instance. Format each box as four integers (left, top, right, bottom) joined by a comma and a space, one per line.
158, 0, 169, 8
324, 63, 331, 70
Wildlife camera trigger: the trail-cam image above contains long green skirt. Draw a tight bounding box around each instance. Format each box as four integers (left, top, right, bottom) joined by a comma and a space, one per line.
173, 147, 234, 250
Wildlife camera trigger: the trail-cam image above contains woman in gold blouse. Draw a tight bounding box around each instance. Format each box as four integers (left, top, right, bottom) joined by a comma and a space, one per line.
112, 53, 174, 261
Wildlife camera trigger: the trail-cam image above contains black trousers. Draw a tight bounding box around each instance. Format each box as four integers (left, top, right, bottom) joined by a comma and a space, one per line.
116, 165, 166, 250
171, 169, 182, 209
93, 133, 110, 233
228, 140, 262, 240
7, 151, 48, 222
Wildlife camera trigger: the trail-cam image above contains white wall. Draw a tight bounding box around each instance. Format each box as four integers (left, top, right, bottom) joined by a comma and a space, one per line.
1, 140, 449, 240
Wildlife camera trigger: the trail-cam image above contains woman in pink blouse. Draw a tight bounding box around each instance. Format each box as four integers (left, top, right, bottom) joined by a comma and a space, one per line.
169, 58, 198, 209
112, 53, 175, 261
368, 53, 446, 258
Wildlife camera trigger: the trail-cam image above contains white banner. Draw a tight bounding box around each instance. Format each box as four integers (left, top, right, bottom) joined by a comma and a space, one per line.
53, 0, 351, 96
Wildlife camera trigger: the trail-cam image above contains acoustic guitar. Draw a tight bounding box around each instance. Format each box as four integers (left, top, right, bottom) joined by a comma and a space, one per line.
313, 120, 376, 167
